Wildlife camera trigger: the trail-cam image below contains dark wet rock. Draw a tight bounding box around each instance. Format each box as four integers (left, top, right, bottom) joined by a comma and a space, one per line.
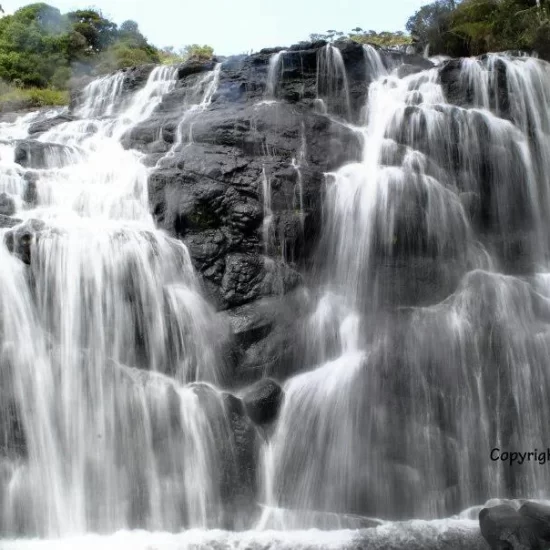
177, 59, 218, 79
397, 63, 425, 78
0, 193, 15, 216
4, 219, 46, 264
224, 290, 311, 385
0, 215, 21, 229
27, 112, 75, 135
519, 501, 550, 530
439, 57, 510, 118
221, 392, 258, 527
121, 41, 447, 377
0, 390, 26, 458
14, 140, 80, 169
242, 378, 283, 425
438, 59, 464, 105
384, 49, 434, 71
479, 503, 550, 550
23, 172, 39, 205
187, 383, 258, 528
119, 64, 157, 93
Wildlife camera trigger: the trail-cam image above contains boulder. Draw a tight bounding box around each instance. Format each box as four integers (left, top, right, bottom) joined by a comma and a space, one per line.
14, 140, 80, 169
222, 392, 258, 527
479, 503, 550, 550
0, 193, 15, 216
23, 172, 38, 205
0, 215, 21, 229
27, 113, 75, 135
4, 219, 46, 264
242, 378, 284, 425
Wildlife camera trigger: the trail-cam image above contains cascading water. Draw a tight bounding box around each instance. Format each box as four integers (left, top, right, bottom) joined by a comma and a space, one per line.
316, 44, 351, 120
0, 64, 238, 537
261, 166, 273, 254
291, 122, 306, 231
161, 63, 222, 162
265, 50, 286, 100
76, 72, 126, 119
2, 40, 550, 550
263, 50, 550, 523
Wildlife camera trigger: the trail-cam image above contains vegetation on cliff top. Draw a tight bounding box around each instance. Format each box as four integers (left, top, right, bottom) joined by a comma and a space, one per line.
1, 0, 550, 110
313, 0, 550, 58
0, 2, 216, 109
406, 0, 550, 58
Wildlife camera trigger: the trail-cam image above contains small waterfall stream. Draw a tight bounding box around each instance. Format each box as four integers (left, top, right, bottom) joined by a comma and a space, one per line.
316, 44, 351, 120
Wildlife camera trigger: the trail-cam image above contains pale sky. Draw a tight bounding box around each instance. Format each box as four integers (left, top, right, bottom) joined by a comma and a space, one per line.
4, 0, 428, 56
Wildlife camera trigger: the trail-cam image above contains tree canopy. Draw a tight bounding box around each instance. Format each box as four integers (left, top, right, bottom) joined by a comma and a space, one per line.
307, 0, 550, 59
309, 28, 412, 48
0, 3, 215, 92
406, 0, 550, 58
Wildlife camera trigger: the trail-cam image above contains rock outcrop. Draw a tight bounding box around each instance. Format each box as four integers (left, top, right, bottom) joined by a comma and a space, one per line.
107, 41, 433, 384
242, 377, 283, 425
480, 501, 550, 550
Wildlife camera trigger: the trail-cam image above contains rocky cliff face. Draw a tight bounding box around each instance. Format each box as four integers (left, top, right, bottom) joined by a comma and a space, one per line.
96, 41, 432, 386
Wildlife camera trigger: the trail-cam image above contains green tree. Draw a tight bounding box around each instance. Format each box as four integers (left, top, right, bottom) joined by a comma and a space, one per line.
349, 29, 413, 47
406, 0, 466, 54
0, 3, 162, 91
0, 4, 70, 87
67, 9, 117, 53
183, 44, 214, 61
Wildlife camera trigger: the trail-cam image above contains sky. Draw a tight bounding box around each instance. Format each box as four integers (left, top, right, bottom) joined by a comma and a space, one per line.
4, 0, 428, 56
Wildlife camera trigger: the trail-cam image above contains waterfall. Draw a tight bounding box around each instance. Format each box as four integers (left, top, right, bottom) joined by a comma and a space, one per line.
291, 122, 307, 232
122, 66, 179, 125
162, 63, 222, 162
261, 165, 273, 254
316, 44, 351, 120
263, 52, 550, 522
0, 63, 233, 537
265, 50, 286, 100
3, 41, 550, 547
76, 73, 126, 119
363, 44, 387, 80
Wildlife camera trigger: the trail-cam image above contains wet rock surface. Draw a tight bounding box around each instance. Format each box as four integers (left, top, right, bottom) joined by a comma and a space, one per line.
479, 501, 550, 550
242, 377, 283, 425
4, 219, 46, 264
14, 140, 80, 169
113, 42, 433, 382
27, 112, 75, 135
0, 193, 15, 217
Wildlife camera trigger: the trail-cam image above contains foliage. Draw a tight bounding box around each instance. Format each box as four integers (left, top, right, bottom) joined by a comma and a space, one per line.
406, 0, 460, 54
158, 44, 214, 65
0, 2, 215, 104
66, 9, 117, 53
348, 29, 413, 47
95, 42, 159, 73
183, 44, 214, 61
309, 28, 412, 49
0, 3, 165, 95
0, 81, 68, 110
158, 46, 185, 65
407, 0, 550, 58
